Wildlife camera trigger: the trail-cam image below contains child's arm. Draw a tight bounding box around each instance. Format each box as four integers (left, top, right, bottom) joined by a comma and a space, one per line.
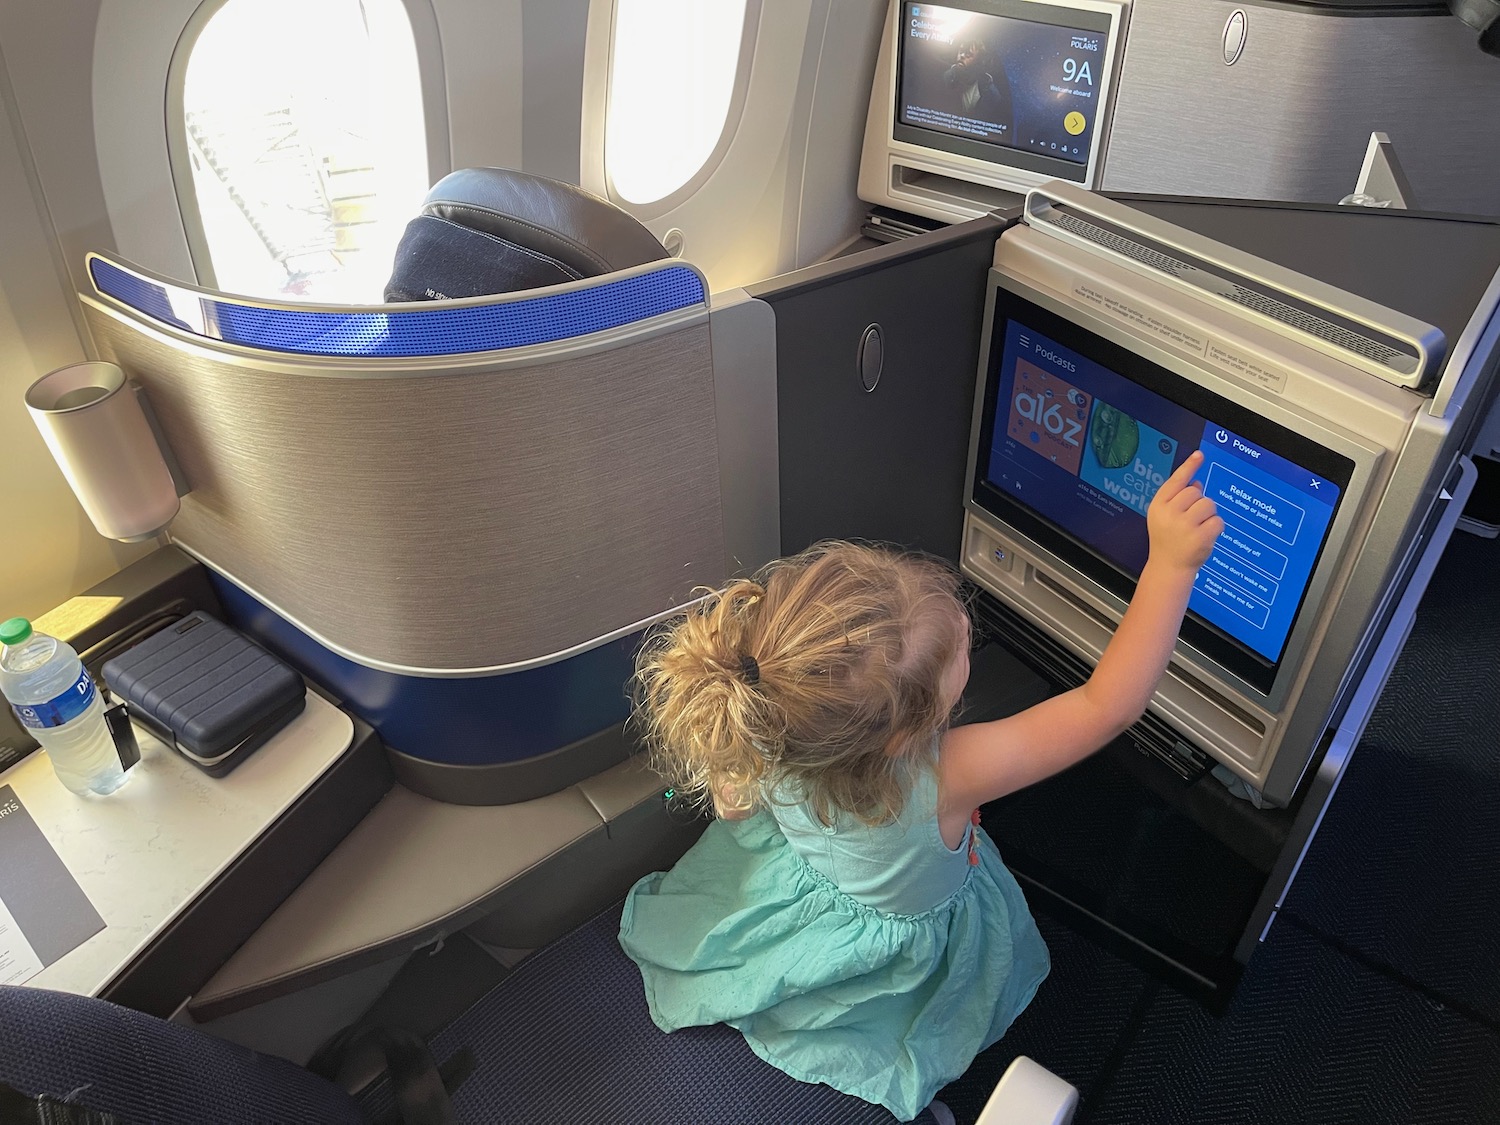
939, 451, 1223, 830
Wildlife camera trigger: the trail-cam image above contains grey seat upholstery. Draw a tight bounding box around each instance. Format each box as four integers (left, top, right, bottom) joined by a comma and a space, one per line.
0, 903, 942, 1124
0, 984, 367, 1123
385, 167, 669, 301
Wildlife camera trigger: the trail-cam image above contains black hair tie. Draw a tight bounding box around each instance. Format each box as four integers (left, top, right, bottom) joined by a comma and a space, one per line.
738, 653, 761, 686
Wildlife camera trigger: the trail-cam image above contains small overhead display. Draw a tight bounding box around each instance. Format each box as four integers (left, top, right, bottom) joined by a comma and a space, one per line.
897, 2, 1106, 168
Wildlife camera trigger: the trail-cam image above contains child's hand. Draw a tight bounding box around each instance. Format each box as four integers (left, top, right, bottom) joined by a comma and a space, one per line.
1147, 451, 1224, 576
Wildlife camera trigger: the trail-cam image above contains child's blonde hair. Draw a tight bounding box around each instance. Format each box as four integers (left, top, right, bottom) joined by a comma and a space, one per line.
633, 541, 968, 826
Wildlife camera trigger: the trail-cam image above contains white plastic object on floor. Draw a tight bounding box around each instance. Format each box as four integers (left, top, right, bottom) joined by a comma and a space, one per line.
972, 1056, 1079, 1125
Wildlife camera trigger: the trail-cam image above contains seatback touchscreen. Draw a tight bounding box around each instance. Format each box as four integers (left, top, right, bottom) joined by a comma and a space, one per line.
972, 291, 1354, 693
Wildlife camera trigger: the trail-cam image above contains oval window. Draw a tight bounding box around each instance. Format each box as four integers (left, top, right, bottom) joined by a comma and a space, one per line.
179, 0, 429, 302
605, 0, 750, 206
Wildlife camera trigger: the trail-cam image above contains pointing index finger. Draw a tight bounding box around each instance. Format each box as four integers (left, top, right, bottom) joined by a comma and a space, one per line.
1157, 450, 1205, 503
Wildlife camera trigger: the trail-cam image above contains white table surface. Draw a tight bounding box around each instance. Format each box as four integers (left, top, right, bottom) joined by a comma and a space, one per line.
3, 690, 353, 997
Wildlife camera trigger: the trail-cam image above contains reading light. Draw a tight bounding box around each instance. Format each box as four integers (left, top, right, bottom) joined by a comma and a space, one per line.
25, 361, 182, 542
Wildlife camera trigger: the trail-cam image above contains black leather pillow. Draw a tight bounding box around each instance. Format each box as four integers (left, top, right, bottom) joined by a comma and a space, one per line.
385, 168, 668, 302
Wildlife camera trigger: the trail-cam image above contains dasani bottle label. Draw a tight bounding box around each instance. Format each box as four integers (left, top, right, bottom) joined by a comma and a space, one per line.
11, 669, 95, 730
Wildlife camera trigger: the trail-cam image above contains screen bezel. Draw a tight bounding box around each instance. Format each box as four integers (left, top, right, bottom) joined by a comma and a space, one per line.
969, 287, 1358, 696
891, 0, 1118, 184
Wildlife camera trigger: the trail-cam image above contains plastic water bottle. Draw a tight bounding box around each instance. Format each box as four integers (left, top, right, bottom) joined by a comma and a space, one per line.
0, 617, 126, 796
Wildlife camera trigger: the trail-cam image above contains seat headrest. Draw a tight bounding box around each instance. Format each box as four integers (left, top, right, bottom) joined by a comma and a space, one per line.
385, 168, 669, 302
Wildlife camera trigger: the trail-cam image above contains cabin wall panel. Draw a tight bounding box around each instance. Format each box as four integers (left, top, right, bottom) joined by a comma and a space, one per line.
0, 0, 116, 297
438, 0, 525, 175
94, 0, 200, 285
792, 0, 884, 270
521, 0, 588, 185
581, 0, 886, 290
0, 41, 149, 620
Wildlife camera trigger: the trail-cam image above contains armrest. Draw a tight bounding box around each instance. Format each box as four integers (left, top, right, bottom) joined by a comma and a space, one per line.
974, 1056, 1079, 1125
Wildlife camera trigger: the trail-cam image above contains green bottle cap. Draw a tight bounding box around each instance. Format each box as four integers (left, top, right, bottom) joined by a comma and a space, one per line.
0, 618, 32, 646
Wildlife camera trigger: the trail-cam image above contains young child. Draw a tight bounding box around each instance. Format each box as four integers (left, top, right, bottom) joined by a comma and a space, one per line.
619, 452, 1223, 1121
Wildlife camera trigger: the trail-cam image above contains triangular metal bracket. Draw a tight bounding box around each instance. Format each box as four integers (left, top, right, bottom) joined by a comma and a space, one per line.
1353, 132, 1416, 210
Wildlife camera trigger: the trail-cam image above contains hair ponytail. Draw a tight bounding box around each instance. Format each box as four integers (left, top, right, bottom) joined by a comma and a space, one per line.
634, 579, 783, 818
634, 544, 967, 826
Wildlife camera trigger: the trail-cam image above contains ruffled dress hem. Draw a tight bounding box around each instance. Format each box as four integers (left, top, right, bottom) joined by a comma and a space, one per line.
618, 810, 1050, 1121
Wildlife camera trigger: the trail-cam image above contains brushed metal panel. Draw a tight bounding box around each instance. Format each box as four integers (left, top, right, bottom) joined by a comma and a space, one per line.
707, 289, 780, 578
86, 306, 724, 672
1104, 1, 1500, 216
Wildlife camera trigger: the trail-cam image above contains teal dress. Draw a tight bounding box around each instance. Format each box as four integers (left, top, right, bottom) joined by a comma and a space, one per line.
618, 757, 1050, 1121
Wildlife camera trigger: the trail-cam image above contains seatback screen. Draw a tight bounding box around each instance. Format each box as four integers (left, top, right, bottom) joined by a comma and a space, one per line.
973, 292, 1354, 692
896, 1, 1108, 170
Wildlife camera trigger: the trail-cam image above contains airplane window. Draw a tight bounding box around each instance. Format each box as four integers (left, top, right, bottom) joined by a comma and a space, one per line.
179, 0, 429, 302
605, 0, 750, 206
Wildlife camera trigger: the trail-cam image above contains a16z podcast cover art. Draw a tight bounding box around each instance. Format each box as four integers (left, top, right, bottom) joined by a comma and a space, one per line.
1005, 358, 1092, 475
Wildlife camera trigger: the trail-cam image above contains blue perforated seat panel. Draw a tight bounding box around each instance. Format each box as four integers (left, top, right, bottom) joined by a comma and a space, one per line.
88, 256, 706, 357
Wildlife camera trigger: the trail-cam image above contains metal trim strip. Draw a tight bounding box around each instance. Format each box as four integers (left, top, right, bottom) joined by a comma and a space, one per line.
1023, 183, 1444, 388
173, 542, 706, 680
